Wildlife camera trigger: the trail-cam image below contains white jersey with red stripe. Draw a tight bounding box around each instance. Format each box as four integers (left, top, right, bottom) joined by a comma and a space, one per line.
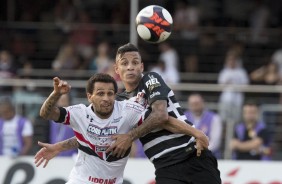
61, 100, 144, 184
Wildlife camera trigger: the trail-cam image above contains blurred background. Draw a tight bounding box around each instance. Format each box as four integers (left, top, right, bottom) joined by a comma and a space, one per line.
0, 0, 282, 182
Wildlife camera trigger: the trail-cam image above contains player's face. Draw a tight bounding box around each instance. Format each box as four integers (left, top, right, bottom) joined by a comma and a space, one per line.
87, 82, 116, 119
115, 51, 144, 86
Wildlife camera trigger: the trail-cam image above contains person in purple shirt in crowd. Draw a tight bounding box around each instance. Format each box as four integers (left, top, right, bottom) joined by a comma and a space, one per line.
0, 97, 33, 157
184, 93, 223, 158
48, 94, 77, 156
230, 101, 272, 160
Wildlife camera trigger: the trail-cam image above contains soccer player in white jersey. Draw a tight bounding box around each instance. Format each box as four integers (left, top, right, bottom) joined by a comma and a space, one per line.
36, 73, 209, 184
39, 73, 145, 184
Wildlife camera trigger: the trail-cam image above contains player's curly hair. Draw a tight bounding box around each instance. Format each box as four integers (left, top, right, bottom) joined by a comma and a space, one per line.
86, 73, 118, 94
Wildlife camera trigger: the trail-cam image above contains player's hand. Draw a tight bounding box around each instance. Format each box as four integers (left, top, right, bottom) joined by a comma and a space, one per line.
106, 134, 132, 158
34, 141, 61, 168
195, 130, 209, 157
53, 77, 71, 95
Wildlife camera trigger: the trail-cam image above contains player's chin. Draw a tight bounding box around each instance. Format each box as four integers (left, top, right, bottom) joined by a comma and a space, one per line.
125, 77, 139, 84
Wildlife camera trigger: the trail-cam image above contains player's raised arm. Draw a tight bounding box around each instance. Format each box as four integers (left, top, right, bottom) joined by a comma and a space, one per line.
40, 77, 71, 121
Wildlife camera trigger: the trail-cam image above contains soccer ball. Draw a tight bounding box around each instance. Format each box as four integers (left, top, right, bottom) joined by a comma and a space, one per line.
136, 5, 173, 44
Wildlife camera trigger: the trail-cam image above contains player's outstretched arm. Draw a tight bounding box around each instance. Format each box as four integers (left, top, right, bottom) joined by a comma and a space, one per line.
40, 77, 71, 120
34, 137, 78, 168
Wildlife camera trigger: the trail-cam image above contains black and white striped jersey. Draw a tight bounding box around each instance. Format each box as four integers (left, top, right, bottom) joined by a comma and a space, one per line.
116, 72, 196, 169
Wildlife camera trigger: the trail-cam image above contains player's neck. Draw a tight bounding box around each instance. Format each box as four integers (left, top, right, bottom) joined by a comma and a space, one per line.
124, 83, 138, 93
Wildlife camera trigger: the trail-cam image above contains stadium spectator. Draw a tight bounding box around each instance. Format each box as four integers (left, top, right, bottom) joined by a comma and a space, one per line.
271, 47, 282, 78
150, 59, 170, 84
158, 42, 180, 84
0, 50, 18, 95
0, 97, 33, 157
88, 41, 113, 73
185, 93, 223, 158
54, 0, 77, 33
49, 94, 77, 157
0, 50, 17, 78
250, 60, 280, 85
230, 101, 272, 160
52, 42, 80, 71
249, 0, 270, 44
69, 11, 95, 65
183, 54, 199, 73
173, 0, 200, 40
218, 51, 249, 123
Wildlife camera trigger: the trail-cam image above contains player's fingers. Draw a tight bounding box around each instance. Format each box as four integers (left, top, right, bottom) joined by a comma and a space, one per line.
36, 157, 45, 167
53, 77, 60, 83
111, 135, 118, 140
38, 141, 49, 148
106, 145, 114, 154
121, 150, 126, 158
58, 80, 64, 87
34, 148, 45, 159
43, 159, 49, 168
197, 147, 202, 157
111, 148, 119, 157
116, 149, 122, 158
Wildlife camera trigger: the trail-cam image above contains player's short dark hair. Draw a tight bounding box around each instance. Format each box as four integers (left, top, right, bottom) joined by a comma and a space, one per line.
116, 43, 139, 61
86, 73, 118, 94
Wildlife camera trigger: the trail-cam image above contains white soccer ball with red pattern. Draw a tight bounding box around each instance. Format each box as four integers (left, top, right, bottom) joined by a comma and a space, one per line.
136, 5, 173, 43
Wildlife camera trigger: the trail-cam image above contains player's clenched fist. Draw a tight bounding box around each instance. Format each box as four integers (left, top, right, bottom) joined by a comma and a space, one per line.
53, 77, 71, 95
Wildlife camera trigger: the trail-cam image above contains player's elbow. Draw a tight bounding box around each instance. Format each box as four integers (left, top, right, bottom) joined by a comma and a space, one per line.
39, 107, 51, 120
156, 111, 169, 125
39, 109, 47, 119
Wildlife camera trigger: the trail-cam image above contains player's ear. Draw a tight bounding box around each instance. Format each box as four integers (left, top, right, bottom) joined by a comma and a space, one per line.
114, 63, 119, 75
86, 93, 92, 103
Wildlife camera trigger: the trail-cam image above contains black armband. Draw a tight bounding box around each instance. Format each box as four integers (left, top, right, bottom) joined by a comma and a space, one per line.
55, 107, 67, 123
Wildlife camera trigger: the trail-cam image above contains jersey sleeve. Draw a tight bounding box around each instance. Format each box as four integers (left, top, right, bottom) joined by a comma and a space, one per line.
62, 104, 85, 130
142, 72, 170, 105
123, 101, 145, 129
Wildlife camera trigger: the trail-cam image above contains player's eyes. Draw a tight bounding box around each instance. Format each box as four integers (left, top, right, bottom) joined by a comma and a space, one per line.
108, 92, 114, 96
121, 61, 127, 66
97, 92, 104, 96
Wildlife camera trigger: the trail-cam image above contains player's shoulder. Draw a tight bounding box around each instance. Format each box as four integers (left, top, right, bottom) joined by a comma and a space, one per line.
142, 71, 162, 79
66, 104, 87, 111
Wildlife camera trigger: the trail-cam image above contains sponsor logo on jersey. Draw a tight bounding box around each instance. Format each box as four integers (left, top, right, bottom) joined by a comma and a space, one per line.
112, 116, 122, 124
135, 91, 147, 107
145, 74, 161, 92
150, 91, 160, 98
126, 103, 144, 112
88, 176, 116, 184
87, 124, 117, 136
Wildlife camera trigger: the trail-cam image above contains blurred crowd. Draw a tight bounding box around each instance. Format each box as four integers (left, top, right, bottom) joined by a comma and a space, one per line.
0, 0, 282, 160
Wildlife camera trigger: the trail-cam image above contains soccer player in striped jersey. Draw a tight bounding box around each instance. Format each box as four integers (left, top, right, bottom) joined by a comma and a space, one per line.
107, 43, 221, 184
